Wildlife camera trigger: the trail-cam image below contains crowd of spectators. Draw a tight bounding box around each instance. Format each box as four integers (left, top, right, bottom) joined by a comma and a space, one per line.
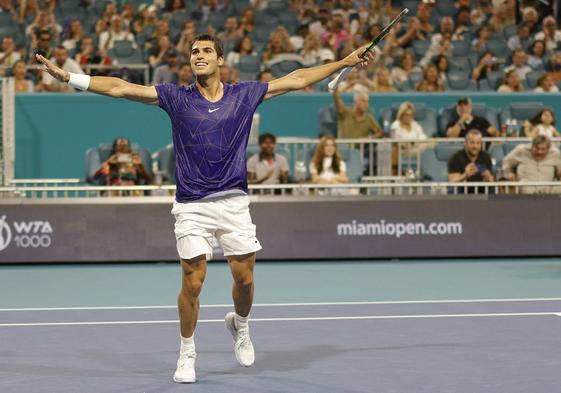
0, 0, 559, 93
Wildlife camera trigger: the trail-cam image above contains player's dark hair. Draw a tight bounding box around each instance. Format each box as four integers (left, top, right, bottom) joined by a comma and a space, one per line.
259, 133, 276, 144
191, 34, 224, 58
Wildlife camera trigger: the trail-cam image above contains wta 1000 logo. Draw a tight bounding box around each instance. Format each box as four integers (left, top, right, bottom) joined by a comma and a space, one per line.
0, 215, 53, 251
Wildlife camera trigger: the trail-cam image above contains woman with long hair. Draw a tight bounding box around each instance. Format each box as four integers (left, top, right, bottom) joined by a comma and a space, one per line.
523, 108, 560, 139
415, 63, 446, 92
225, 36, 256, 67
309, 136, 349, 185
527, 40, 546, 69
390, 102, 428, 161
533, 74, 559, 92
497, 69, 524, 92
369, 67, 396, 92
391, 50, 421, 85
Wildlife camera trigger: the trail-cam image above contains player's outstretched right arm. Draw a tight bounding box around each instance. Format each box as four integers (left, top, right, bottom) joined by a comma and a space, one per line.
35, 54, 159, 105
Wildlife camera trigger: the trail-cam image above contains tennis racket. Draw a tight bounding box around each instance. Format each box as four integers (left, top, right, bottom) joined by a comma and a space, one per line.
327, 8, 409, 92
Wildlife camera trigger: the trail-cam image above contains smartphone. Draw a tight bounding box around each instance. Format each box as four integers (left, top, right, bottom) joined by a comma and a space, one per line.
117, 153, 132, 163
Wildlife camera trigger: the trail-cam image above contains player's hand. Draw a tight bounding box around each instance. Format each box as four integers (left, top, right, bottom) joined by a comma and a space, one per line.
342, 45, 376, 68
35, 53, 69, 83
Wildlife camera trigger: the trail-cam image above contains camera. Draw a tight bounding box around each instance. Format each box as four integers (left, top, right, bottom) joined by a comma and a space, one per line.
117, 153, 132, 163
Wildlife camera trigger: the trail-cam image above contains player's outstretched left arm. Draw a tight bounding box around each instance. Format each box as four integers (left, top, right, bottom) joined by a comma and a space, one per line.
36, 54, 159, 105
264, 46, 374, 100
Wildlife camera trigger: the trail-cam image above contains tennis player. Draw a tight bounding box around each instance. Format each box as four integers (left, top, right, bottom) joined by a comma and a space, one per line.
36, 34, 373, 383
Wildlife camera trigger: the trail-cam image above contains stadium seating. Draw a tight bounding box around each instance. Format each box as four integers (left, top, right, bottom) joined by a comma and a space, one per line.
318, 105, 338, 137
419, 142, 463, 182
108, 40, 143, 64
438, 103, 500, 136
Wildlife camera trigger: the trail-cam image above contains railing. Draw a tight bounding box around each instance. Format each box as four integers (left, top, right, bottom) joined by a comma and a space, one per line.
1, 181, 561, 200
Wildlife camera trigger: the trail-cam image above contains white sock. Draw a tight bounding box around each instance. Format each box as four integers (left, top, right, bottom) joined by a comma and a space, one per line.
235, 313, 249, 333
180, 335, 196, 354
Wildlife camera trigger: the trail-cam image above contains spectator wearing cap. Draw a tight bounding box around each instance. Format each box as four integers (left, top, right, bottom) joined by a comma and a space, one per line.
153, 50, 180, 84
534, 16, 561, 53
448, 130, 494, 190
247, 133, 289, 185
502, 135, 561, 194
332, 86, 383, 139
446, 97, 499, 138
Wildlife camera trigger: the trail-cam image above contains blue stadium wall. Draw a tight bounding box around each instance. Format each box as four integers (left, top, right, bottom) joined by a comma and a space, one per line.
15, 92, 561, 179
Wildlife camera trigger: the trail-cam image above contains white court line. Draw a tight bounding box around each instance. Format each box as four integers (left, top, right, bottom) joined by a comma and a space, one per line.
0, 312, 560, 328
2, 297, 561, 312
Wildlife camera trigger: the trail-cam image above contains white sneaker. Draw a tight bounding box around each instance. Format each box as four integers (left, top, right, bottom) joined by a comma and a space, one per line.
173, 351, 196, 383
225, 312, 255, 367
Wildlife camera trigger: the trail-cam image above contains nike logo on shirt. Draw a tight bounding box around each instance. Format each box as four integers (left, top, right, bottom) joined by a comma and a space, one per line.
208, 108, 220, 113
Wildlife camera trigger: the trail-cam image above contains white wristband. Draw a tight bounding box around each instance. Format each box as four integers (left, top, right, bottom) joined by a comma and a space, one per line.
68, 72, 91, 91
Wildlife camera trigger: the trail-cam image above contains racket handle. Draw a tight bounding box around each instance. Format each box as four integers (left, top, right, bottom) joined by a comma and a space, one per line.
328, 67, 352, 92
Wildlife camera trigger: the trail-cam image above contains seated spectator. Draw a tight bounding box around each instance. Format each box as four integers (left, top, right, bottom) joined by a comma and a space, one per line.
217, 16, 242, 46
453, 6, 471, 40
533, 16, 561, 53
507, 23, 531, 52
337, 68, 370, 93
321, 14, 349, 53
391, 50, 421, 85
300, 33, 333, 66
153, 51, 180, 84
549, 53, 561, 83
12, 60, 35, 93
94, 137, 152, 192
520, 6, 539, 34
416, 3, 434, 35
177, 63, 193, 86
420, 17, 457, 67
148, 35, 172, 69
258, 69, 274, 83
225, 36, 256, 68
504, 49, 532, 81
471, 51, 503, 82
527, 40, 546, 69
533, 74, 559, 92
470, 0, 493, 28
333, 87, 383, 139
98, 15, 137, 52
247, 133, 289, 185
42, 46, 85, 92
239, 8, 256, 35
262, 29, 295, 63
502, 135, 561, 193
31, 29, 54, 62
368, 67, 396, 92
75, 36, 113, 76
62, 19, 85, 52
433, 54, 449, 82
219, 64, 239, 84
132, 3, 155, 35
523, 109, 560, 139
0, 36, 21, 74
394, 17, 426, 49
446, 97, 499, 138
472, 25, 491, 53
309, 136, 349, 185
497, 69, 524, 92
390, 101, 428, 158
416, 64, 446, 92
448, 130, 494, 190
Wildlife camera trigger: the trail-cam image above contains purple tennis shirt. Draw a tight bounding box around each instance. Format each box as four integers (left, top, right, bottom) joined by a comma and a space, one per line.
155, 81, 268, 202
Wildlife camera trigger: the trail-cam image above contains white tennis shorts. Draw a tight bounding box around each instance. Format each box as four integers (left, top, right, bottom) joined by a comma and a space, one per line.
171, 195, 262, 260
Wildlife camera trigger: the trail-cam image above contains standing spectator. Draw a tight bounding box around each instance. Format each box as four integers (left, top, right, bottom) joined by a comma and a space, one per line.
502, 135, 561, 193
446, 97, 499, 138
217, 16, 242, 46
247, 133, 289, 185
309, 136, 349, 185
533, 16, 561, 53
448, 130, 494, 186
153, 51, 180, 84
504, 49, 532, 80
225, 36, 256, 68
12, 60, 35, 93
98, 15, 137, 51
25, 9, 61, 40
497, 69, 524, 92
321, 13, 349, 53
62, 19, 85, 52
0, 36, 20, 75
507, 23, 531, 51
527, 40, 546, 69
333, 87, 383, 139
533, 74, 559, 92
42, 46, 85, 92
416, 64, 445, 92
177, 63, 193, 86
17, 0, 39, 24
390, 50, 421, 85
523, 109, 560, 139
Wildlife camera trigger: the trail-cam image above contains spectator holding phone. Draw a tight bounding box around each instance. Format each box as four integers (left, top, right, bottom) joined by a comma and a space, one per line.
94, 137, 152, 189
448, 129, 494, 189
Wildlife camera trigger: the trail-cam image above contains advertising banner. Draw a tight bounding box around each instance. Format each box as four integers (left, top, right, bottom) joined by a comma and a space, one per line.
0, 197, 560, 263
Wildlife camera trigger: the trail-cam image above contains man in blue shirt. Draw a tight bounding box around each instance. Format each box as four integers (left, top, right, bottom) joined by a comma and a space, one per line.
37, 34, 373, 383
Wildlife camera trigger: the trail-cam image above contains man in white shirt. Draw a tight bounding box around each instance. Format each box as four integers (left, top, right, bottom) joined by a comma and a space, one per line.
534, 16, 561, 53
98, 15, 137, 51
504, 49, 532, 81
42, 46, 84, 92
